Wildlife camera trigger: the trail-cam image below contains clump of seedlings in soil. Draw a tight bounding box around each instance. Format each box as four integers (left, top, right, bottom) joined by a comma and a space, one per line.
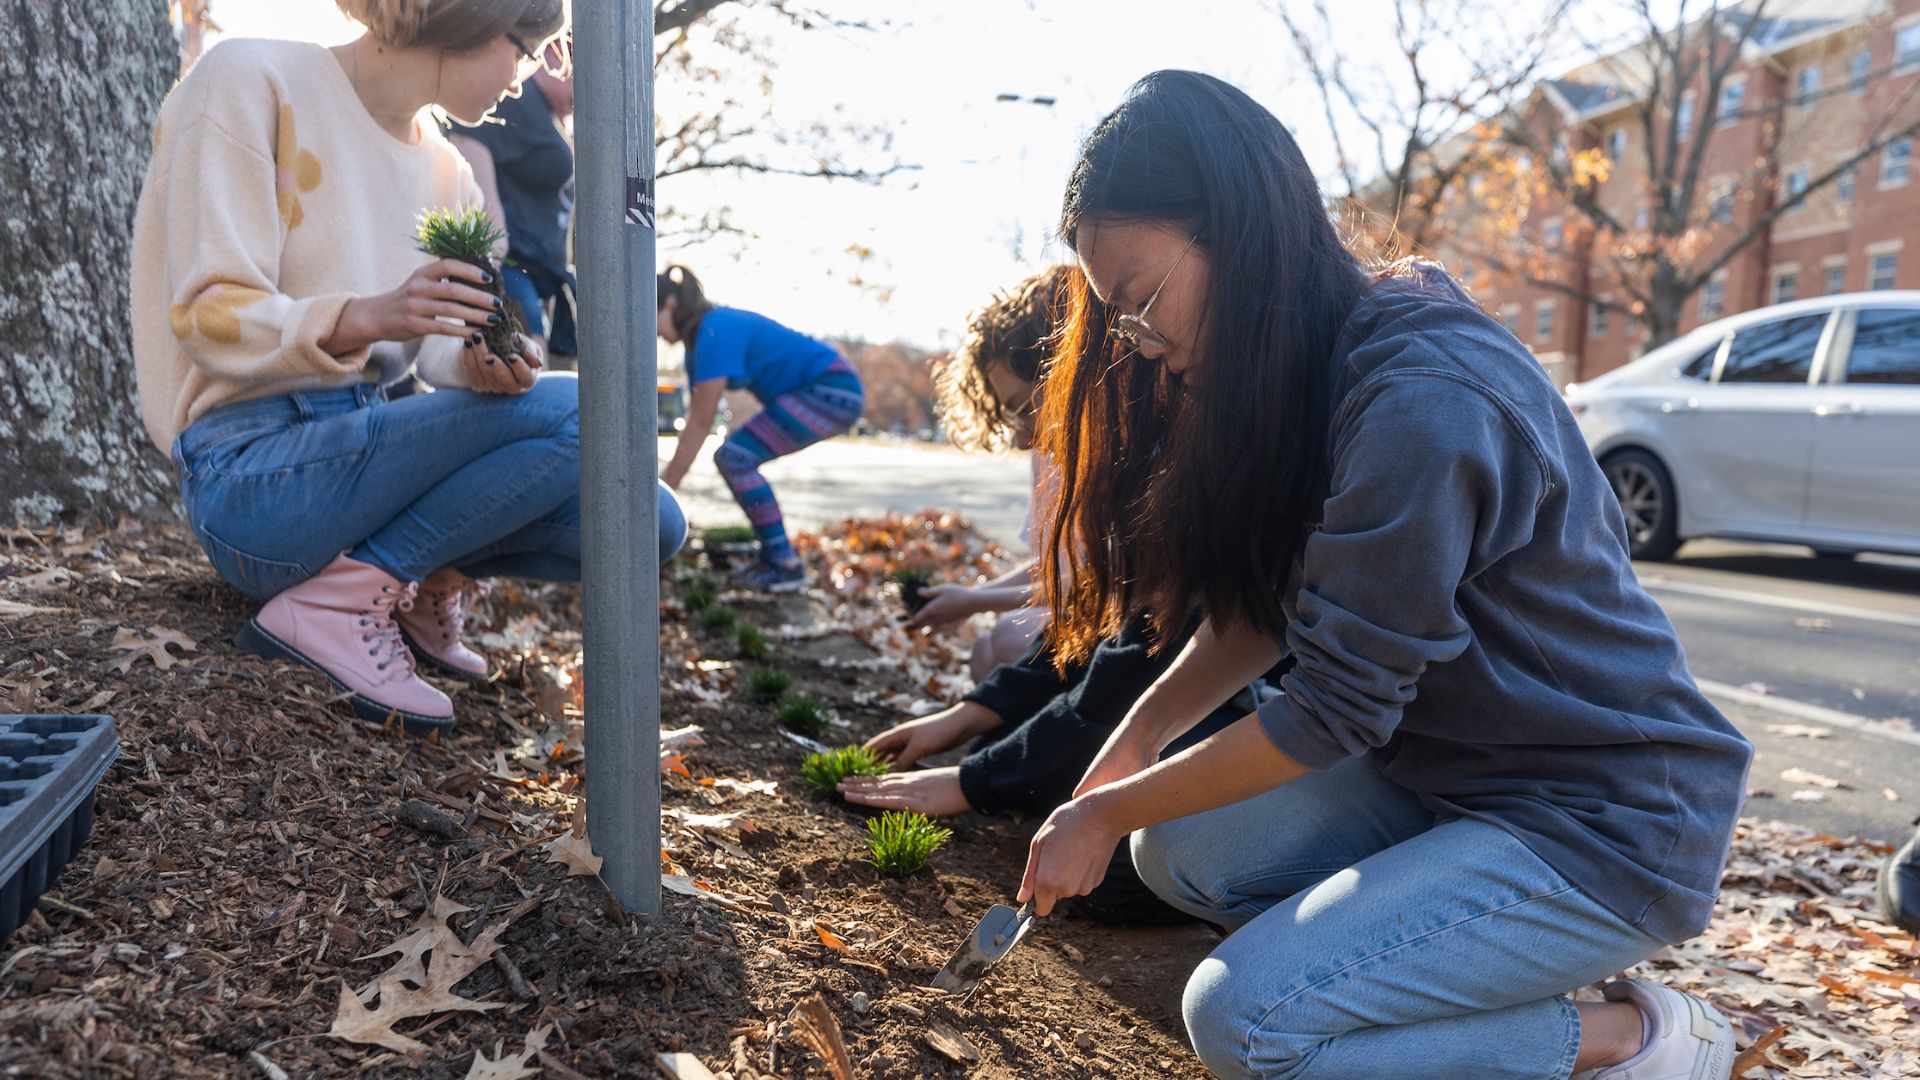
745, 666, 794, 702
735, 623, 772, 661
698, 605, 736, 633
413, 207, 525, 358
887, 566, 938, 616
864, 810, 952, 876
681, 586, 717, 614
801, 745, 890, 798
775, 694, 832, 737
702, 525, 757, 545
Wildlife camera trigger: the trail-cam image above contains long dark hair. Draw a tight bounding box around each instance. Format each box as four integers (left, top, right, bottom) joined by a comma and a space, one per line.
656, 263, 713, 344
1038, 70, 1368, 664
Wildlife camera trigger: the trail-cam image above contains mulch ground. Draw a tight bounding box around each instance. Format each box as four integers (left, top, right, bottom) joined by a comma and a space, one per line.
0, 516, 1914, 1079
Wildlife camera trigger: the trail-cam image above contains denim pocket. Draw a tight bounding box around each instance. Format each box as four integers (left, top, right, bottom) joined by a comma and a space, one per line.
190, 520, 315, 601
203, 408, 375, 480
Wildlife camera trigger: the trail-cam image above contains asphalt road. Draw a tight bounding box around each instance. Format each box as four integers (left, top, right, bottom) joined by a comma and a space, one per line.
669, 435, 1920, 843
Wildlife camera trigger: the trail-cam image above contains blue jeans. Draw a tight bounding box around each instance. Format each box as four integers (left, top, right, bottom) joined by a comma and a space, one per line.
1130, 756, 1663, 1080
171, 375, 686, 600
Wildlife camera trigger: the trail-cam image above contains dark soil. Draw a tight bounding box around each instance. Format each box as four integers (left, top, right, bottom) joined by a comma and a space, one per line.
0, 520, 1215, 1079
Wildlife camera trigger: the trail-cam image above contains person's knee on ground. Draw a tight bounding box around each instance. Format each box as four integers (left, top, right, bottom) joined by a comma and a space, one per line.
658, 480, 689, 559
987, 608, 1047, 668
1130, 815, 1232, 923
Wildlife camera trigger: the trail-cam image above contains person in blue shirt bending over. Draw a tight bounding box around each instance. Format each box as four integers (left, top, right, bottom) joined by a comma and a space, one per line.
656, 265, 865, 590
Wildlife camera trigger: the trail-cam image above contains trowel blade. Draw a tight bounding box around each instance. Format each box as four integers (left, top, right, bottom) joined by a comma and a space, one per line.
929, 901, 1036, 995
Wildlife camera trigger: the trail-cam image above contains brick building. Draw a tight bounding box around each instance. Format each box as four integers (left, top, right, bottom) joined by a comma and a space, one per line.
1438, 0, 1920, 386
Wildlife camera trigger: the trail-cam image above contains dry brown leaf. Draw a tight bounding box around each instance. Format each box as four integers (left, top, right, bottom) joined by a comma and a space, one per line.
464, 1024, 553, 1080
107, 625, 198, 673
1731, 1023, 1788, 1076
789, 994, 853, 1080
1780, 767, 1849, 790
329, 918, 511, 1054
543, 831, 602, 877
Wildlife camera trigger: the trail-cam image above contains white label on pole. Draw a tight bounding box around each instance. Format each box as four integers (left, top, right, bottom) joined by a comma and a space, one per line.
626, 176, 656, 229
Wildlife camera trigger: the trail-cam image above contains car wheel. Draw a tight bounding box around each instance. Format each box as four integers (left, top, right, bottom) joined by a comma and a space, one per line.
1603, 449, 1680, 561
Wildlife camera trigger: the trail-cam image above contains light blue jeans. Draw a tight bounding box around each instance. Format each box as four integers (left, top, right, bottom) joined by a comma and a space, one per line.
171, 375, 686, 600
1130, 756, 1664, 1080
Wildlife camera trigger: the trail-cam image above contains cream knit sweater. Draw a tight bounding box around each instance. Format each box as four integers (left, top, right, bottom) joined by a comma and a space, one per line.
131, 38, 483, 452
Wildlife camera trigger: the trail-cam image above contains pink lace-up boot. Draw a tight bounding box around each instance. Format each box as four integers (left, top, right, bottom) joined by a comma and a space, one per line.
396, 568, 491, 682
235, 554, 455, 735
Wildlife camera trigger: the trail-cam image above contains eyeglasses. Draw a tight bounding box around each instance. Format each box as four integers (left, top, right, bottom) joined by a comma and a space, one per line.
507, 33, 542, 78
1111, 234, 1198, 355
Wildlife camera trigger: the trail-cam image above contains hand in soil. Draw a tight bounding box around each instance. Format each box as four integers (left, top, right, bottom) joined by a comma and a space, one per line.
1019, 793, 1126, 916
904, 583, 979, 633
864, 701, 1000, 768
330, 258, 500, 354
460, 332, 543, 395
839, 764, 972, 816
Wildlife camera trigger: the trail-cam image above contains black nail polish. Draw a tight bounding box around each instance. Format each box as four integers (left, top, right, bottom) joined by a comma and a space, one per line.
470, 333, 483, 344
487, 313, 502, 325
491, 296, 503, 310
481, 271, 494, 284
484, 356, 496, 364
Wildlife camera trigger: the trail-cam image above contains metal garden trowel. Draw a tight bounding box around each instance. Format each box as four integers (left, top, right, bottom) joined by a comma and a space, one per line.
930, 900, 1037, 998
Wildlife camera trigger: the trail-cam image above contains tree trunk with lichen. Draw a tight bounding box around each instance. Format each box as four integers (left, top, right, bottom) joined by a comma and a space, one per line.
0, 1, 177, 527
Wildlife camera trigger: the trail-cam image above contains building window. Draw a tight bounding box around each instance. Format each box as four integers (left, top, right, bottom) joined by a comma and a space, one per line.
1717, 79, 1744, 125
1851, 51, 1872, 94
1824, 263, 1847, 294
1883, 138, 1913, 187
1771, 269, 1799, 304
1838, 165, 1858, 204
1784, 166, 1811, 207
1501, 305, 1521, 334
1700, 277, 1726, 321
1535, 301, 1556, 341
1677, 95, 1695, 138
1870, 251, 1900, 290
1608, 128, 1627, 161
1710, 187, 1735, 224
1899, 25, 1920, 72
1794, 66, 1821, 106
1543, 217, 1563, 249
1591, 303, 1610, 337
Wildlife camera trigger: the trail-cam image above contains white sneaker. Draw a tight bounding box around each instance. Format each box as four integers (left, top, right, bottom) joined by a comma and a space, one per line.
1573, 978, 1736, 1080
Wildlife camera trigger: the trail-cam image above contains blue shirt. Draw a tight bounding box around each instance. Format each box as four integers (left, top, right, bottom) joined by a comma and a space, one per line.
1255, 264, 1752, 944
687, 307, 839, 401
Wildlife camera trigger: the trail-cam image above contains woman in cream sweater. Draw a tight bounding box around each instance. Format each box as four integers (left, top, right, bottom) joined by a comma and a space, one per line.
132, 0, 685, 735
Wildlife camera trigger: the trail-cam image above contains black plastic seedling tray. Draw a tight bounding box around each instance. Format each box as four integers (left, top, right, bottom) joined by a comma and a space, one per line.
1, 714, 119, 945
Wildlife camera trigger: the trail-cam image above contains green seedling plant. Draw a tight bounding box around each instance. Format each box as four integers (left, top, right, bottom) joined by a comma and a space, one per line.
412, 207, 524, 358
887, 566, 937, 616
680, 587, 716, 614
745, 667, 793, 702
776, 694, 831, 738
801, 745, 890, 798
702, 525, 757, 545
864, 810, 952, 876
698, 605, 736, 633
735, 624, 772, 661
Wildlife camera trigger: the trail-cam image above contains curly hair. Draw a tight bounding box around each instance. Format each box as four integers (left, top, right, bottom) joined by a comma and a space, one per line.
935, 265, 1078, 453
335, 0, 567, 53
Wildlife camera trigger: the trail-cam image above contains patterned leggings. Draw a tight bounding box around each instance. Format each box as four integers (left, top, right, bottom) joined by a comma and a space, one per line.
712, 358, 864, 565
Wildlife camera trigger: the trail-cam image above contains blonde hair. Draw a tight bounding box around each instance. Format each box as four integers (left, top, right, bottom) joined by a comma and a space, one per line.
336, 0, 568, 53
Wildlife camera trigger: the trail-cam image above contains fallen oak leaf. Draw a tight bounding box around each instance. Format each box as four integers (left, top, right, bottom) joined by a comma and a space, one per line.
108, 626, 198, 673
464, 1023, 554, 1080
543, 831, 603, 877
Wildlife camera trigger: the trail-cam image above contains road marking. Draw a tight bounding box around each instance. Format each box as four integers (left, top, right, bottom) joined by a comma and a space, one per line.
1696, 678, 1920, 748
1641, 578, 1920, 629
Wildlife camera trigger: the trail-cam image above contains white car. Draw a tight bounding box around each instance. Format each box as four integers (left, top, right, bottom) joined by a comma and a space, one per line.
1566, 293, 1920, 560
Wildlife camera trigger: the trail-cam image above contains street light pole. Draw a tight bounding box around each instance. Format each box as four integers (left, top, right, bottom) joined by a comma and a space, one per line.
575, 0, 662, 914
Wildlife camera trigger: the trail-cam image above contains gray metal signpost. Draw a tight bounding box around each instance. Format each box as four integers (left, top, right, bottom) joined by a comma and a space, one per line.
575, 0, 662, 914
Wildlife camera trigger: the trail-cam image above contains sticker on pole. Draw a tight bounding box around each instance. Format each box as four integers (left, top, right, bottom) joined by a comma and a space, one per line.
626, 176, 656, 230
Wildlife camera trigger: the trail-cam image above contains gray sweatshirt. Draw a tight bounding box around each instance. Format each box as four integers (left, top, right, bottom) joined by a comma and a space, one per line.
1257, 265, 1753, 944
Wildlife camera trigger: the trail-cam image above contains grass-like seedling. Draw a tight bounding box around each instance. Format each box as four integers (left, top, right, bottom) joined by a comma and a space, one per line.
887, 566, 936, 616
745, 667, 793, 702
801, 745, 890, 798
681, 587, 716, 614
702, 525, 757, 545
863, 810, 952, 877
685, 572, 720, 592
735, 624, 772, 661
412, 207, 523, 357
775, 694, 831, 738
698, 605, 736, 632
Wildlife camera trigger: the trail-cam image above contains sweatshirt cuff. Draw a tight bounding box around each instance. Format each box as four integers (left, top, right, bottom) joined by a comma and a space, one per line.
284, 291, 368, 376
1254, 693, 1356, 771
956, 752, 1002, 816
962, 682, 1027, 722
